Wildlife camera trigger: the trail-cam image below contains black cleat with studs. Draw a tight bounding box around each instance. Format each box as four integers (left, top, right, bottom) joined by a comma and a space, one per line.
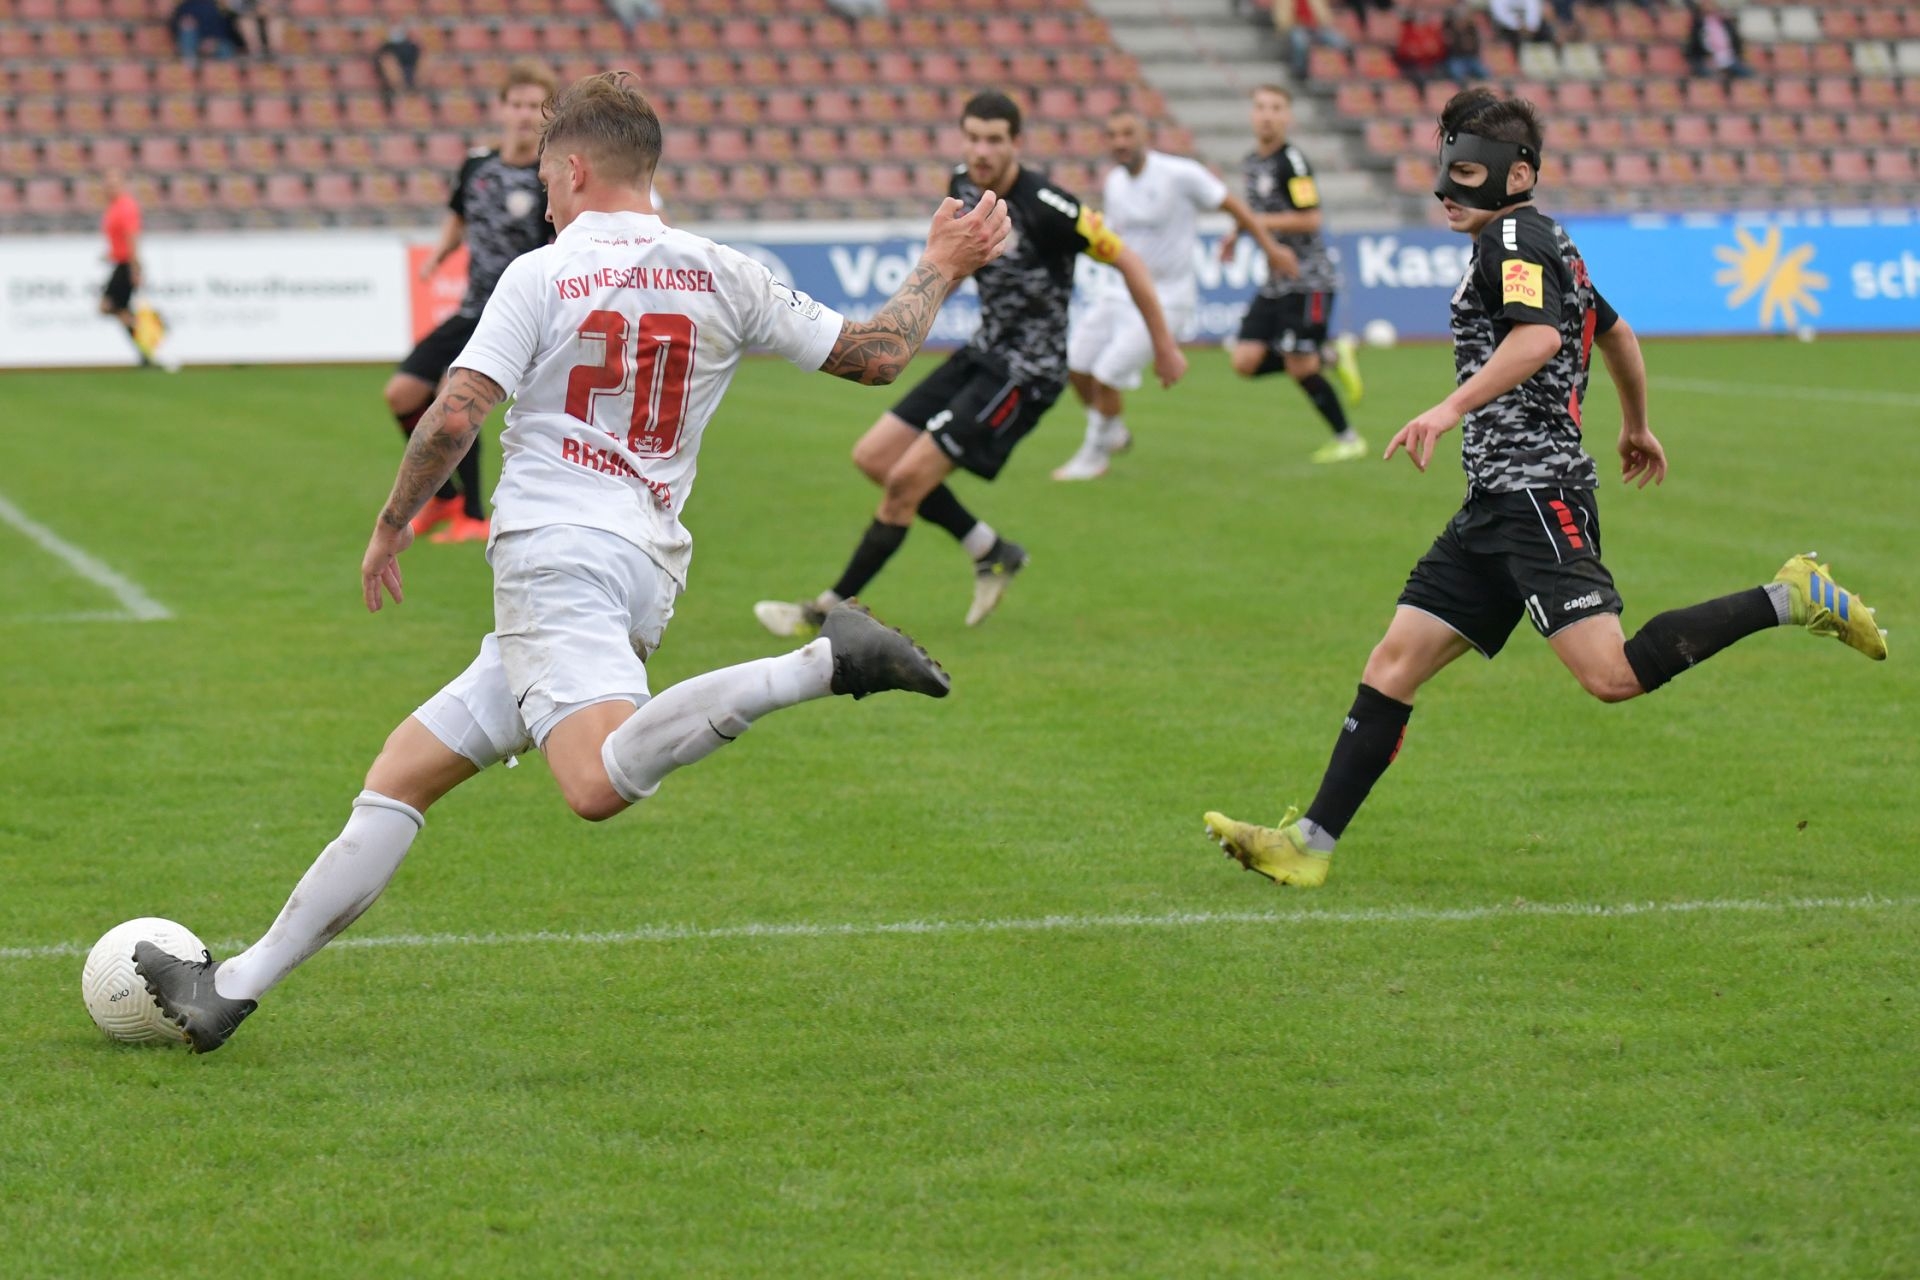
821, 602, 952, 700
133, 940, 258, 1055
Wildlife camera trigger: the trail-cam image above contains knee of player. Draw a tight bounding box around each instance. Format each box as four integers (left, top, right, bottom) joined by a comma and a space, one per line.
563, 780, 628, 823
850, 440, 889, 481
1576, 666, 1642, 704
1228, 348, 1263, 378
1285, 355, 1321, 381
381, 381, 416, 416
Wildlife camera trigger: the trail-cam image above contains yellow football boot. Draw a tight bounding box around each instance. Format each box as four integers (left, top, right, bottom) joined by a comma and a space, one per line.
1310, 435, 1368, 465
1203, 805, 1331, 888
1773, 553, 1887, 661
1331, 333, 1364, 405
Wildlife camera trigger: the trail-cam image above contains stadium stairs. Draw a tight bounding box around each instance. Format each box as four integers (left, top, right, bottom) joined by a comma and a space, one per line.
1086, 0, 1397, 229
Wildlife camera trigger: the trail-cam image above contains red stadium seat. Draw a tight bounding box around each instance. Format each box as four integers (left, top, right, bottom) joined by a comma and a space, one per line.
264, 173, 310, 210
1653, 151, 1699, 185
1566, 153, 1611, 189
1870, 148, 1916, 182
313, 172, 361, 210
1698, 151, 1741, 186
1714, 114, 1757, 147
1758, 114, 1799, 147
1671, 114, 1713, 147
1843, 113, 1888, 146
1784, 150, 1828, 185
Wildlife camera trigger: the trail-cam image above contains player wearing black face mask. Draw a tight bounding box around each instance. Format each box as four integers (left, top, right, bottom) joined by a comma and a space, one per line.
1199, 88, 1886, 888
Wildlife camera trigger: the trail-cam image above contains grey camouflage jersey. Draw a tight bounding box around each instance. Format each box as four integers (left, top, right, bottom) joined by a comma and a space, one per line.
1451, 206, 1618, 493
1244, 143, 1337, 298
450, 150, 553, 317
950, 164, 1121, 394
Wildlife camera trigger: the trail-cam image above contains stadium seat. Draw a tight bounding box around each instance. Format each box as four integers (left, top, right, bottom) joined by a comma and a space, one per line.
1871, 148, 1916, 182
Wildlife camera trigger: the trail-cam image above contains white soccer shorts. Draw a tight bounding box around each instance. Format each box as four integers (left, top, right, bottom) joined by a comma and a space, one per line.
414, 525, 679, 766
1067, 295, 1196, 391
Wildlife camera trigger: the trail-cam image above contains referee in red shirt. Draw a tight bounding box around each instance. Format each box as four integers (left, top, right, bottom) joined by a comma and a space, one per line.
98, 170, 167, 368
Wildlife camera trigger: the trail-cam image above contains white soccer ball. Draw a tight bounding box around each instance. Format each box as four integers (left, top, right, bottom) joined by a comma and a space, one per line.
1362, 318, 1399, 349
80, 917, 207, 1044
1795, 325, 1817, 343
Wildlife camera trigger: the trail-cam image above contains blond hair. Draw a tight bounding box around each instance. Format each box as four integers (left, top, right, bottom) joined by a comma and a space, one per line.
499, 59, 558, 102
539, 71, 662, 185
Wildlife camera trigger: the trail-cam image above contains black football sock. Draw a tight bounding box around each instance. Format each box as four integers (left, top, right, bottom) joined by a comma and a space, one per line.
1297, 372, 1350, 434
456, 442, 484, 519
1302, 683, 1413, 845
829, 519, 910, 601
916, 484, 978, 543
1622, 587, 1786, 694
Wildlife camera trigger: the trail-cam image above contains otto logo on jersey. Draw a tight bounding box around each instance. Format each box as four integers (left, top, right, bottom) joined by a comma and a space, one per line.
1502, 258, 1543, 306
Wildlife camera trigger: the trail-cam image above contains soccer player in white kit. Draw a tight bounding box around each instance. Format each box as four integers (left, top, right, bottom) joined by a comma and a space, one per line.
1052, 109, 1300, 482
133, 72, 1014, 1053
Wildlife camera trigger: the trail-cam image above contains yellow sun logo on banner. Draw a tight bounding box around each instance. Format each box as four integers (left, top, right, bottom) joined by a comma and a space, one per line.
1713, 225, 1828, 329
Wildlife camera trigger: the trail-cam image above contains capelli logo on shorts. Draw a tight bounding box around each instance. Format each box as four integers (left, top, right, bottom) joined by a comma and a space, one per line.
1561, 592, 1603, 612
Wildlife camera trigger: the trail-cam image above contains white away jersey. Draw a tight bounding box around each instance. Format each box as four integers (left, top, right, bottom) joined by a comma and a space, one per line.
1097, 150, 1227, 306
453, 210, 844, 586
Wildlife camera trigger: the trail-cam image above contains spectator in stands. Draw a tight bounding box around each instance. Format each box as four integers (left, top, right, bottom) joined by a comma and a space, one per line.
1487, 0, 1556, 53
1685, 0, 1752, 80
229, 0, 277, 60
171, 0, 237, 64
374, 26, 422, 104
1273, 0, 1349, 80
1442, 5, 1490, 81
606, 0, 661, 24
1393, 8, 1448, 87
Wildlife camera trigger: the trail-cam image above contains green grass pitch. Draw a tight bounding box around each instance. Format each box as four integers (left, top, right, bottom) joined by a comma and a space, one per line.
1, 339, 1915, 1277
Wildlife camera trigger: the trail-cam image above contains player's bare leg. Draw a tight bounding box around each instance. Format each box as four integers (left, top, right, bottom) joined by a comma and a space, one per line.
554, 605, 951, 819
1206, 607, 1469, 885
135, 718, 479, 1052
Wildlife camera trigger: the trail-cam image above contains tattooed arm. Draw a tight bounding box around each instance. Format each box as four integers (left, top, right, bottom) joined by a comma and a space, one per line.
819, 261, 958, 386
819, 190, 1014, 386
360, 367, 505, 612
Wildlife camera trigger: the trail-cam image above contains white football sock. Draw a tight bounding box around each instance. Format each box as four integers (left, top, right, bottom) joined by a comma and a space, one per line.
1102, 414, 1127, 447
600, 642, 835, 803
1297, 817, 1338, 854
1083, 409, 1109, 448
214, 790, 424, 1001
1763, 581, 1793, 625
960, 521, 998, 560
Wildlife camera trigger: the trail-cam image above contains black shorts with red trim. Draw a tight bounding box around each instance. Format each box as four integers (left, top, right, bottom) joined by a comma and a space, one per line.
397, 311, 482, 384
1397, 486, 1623, 658
1237, 291, 1335, 355
889, 348, 1058, 480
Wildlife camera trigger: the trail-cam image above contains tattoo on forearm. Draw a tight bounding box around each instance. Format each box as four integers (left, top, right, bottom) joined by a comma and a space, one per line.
821, 262, 955, 385
377, 368, 505, 531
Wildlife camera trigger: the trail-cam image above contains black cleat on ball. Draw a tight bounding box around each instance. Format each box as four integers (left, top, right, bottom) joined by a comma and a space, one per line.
821, 601, 952, 700
133, 940, 257, 1055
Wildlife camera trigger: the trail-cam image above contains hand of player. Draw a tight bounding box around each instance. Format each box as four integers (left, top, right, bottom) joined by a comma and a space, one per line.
1618, 423, 1667, 488
1384, 403, 1460, 472
923, 192, 1013, 280
417, 258, 439, 282
361, 521, 414, 613
1264, 244, 1300, 280
1217, 232, 1239, 264
1153, 341, 1189, 389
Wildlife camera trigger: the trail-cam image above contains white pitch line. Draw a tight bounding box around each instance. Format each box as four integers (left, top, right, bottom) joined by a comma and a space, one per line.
1650, 377, 1920, 409
0, 490, 172, 622
7, 893, 1914, 964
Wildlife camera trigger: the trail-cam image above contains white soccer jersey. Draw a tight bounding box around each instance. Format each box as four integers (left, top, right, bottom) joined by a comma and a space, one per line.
454, 210, 844, 586
1097, 150, 1228, 307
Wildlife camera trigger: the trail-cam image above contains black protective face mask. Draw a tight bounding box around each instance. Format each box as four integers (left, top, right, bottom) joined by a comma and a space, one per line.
1432, 130, 1538, 211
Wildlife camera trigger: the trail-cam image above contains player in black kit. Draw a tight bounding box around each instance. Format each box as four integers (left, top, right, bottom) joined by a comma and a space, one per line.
385, 60, 557, 543
1203, 89, 1887, 887
754, 91, 1188, 635
1230, 85, 1365, 464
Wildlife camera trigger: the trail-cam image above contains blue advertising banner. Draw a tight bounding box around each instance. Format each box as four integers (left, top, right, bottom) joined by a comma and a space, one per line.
1564, 209, 1920, 336
715, 208, 1919, 348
